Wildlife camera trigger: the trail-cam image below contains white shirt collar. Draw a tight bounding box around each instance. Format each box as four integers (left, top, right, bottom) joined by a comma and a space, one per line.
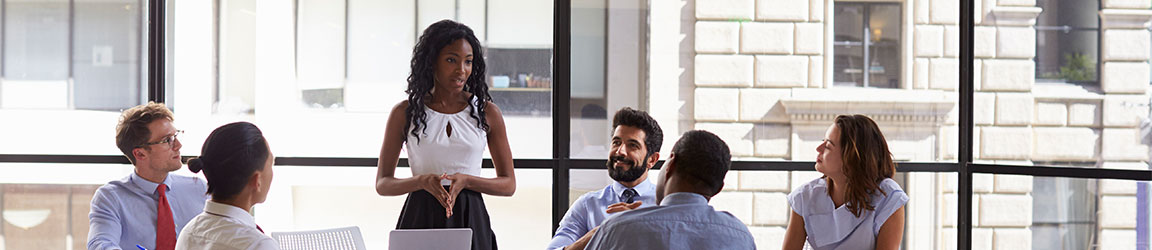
203, 200, 258, 229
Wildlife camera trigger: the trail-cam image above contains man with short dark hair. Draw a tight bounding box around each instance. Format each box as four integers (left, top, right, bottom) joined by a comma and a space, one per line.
89, 102, 208, 250
547, 107, 663, 250
585, 130, 755, 250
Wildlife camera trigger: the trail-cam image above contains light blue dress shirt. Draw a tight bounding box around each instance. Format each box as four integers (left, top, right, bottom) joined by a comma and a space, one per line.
788, 178, 908, 250
547, 180, 657, 250
88, 173, 209, 250
585, 192, 757, 250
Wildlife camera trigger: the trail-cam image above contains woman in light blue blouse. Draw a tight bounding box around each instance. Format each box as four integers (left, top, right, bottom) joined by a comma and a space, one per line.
782, 114, 908, 250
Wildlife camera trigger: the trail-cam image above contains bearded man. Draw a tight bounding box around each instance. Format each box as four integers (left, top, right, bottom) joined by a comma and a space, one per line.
546, 107, 663, 250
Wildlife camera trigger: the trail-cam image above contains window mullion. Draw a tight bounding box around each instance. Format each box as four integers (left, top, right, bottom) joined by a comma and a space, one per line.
862, 5, 870, 88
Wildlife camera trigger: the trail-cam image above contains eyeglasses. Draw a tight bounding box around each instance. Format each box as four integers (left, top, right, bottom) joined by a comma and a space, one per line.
137, 130, 183, 148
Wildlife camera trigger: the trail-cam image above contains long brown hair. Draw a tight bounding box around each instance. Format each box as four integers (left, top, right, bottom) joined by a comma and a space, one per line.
831, 114, 896, 217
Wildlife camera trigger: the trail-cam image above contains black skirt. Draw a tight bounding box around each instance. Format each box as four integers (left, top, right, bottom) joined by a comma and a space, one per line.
396, 187, 497, 250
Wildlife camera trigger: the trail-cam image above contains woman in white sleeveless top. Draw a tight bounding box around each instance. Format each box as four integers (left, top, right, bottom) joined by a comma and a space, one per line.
373, 20, 515, 250
782, 115, 908, 250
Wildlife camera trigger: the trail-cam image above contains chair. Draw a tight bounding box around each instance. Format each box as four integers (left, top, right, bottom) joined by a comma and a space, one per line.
270, 226, 367, 250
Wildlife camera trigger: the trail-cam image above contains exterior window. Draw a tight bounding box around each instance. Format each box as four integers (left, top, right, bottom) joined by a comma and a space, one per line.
2, 0, 143, 111
833, 2, 901, 88
1035, 0, 1099, 83
218, 0, 257, 113
290, 0, 552, 112
1031, 175, 1097, 249
296, 0, 348, 108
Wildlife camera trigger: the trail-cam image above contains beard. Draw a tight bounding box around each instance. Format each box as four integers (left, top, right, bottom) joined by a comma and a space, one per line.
607, 154, 650, 183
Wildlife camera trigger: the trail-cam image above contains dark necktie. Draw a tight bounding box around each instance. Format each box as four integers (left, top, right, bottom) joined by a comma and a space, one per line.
156, 184, 176, 250
620, 188, 638, 203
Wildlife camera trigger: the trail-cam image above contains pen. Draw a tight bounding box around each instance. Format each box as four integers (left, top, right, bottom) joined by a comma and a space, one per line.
136, 245, 148, 250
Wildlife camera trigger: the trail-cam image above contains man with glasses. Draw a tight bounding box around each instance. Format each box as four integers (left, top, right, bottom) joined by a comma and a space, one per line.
88, 102, 208, 250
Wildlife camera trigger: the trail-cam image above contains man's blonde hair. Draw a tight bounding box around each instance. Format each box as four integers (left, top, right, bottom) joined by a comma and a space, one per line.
115, 102, 174, 164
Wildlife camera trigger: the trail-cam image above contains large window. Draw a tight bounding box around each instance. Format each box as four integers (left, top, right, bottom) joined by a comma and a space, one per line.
0, 0, 145, 155
968, 173, 1143, 250
289, 0, 555, 113
182, 0, 555, 159
0, 163, 132, 250
0, 1, 146, 248
597, 0, 958, 248
973, 0, 1148, 248
833, 2, 902, 88
2, 0, 144, 111
176, 0, 555, 248
1035, 0, 1099, 83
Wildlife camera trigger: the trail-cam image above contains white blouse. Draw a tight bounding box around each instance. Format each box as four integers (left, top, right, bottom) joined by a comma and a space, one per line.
175, 201, 279, 250
788, 178, 909, 250
406, 97, 488, 185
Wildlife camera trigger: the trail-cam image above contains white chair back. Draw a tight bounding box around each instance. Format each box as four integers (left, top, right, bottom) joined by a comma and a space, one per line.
270, 226, 368, 250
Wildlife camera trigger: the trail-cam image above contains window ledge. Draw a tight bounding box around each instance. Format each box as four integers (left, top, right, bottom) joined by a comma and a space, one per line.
989, 7, 1043, 26
780, 88, 955, 125
1032, 81, 1104, 101
1100, 9, 1152, 29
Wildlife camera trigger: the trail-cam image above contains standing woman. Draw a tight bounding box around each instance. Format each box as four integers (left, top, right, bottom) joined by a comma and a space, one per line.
781, 115, 908, 250
375, 19, 515, 250
177, 122, 278, 250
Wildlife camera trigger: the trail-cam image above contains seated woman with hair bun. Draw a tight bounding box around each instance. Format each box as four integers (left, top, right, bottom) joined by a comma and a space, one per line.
176, 122, 279, 250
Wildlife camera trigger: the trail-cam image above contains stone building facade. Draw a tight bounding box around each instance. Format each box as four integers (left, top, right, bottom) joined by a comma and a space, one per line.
649, 0, 1150, 249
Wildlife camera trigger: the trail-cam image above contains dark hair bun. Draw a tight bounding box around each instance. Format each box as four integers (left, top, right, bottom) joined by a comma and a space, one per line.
196, 122, 270, 201
187, 158, 205, 173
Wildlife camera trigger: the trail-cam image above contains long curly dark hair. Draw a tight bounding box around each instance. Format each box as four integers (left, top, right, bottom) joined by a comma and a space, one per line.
405, 20, 491, 143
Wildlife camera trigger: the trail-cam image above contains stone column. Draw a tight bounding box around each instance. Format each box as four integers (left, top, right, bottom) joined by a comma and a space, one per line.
1099, 3, 1152, 248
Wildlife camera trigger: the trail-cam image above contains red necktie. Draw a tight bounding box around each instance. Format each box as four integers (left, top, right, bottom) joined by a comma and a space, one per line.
156, 184, 177, 250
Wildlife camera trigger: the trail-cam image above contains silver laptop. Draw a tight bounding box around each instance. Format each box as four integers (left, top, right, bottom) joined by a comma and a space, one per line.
388, 228, 473, 250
